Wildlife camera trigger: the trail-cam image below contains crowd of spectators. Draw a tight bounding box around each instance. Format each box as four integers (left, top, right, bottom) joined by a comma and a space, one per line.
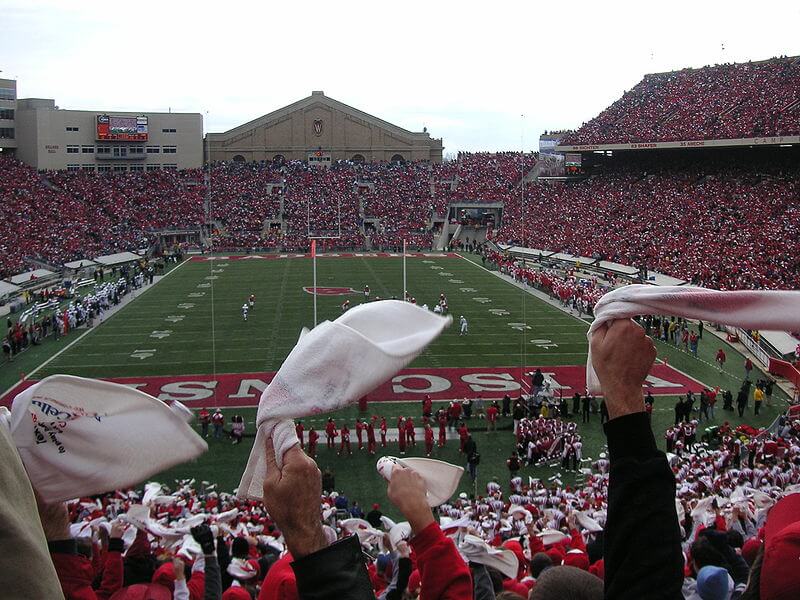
497, 153, 800, 290
562, 56, 800, 144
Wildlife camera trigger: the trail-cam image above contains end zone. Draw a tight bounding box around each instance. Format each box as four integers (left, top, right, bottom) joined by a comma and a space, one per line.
1, 365, 706, 409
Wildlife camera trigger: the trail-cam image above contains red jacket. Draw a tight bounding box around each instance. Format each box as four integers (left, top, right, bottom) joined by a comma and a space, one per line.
51, 541, 124, 600
258, 553, 299, 600
410, 522, 472, 600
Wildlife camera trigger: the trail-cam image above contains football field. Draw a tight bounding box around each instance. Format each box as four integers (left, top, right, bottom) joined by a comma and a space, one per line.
2, 252, 786, 516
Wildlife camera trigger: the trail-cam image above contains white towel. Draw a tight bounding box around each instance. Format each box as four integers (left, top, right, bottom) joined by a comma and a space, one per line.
238, 300, 451, 500
587, 285, 800, 394
377, 456, 464, 507
459, 534, 519, 579
8, 375, 208, 503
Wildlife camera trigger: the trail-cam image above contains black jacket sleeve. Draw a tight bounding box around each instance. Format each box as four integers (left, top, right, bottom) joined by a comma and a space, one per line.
603, 412, 683, 600
384, 557, 412, 600
291, 534, 375, 600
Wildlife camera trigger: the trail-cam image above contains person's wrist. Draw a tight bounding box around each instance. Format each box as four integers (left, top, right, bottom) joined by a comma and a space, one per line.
285, 521, 327, 559
404, 502, 434, 535
603, 386, 645, 420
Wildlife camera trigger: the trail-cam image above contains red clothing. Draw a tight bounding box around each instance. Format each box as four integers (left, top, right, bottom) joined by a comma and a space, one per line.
356, 421, 365, 448
51, 546, 124, 600
307, 430, 319, 457
405, 419, 416, 444
295, 423, 305, 449
422, 397, 433, 416
325, 421, 337, 448
458, 425, 469, 452
223, 585, 253, 600
258, 553, 299, 600
198, 409, 210, 424
366, 422, 376, 454
339, 426, 351, 454
424, 428, 434, 455
410, 522, 472, 600
486, 406, 498, 423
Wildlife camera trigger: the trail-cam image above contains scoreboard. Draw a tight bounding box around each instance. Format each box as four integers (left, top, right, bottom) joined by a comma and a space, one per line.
96, 115, 148, 141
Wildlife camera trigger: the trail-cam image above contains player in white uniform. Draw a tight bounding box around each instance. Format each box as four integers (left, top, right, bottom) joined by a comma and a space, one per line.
249, 294, 256, 309
459, 315, 468, 336
364, 285, 370, 300
241, 303, 249, 321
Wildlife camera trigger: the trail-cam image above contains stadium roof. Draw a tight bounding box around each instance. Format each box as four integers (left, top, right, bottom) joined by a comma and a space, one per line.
7, 269, 57, 285
94, 252, 142, 266
64, 259, 97, 269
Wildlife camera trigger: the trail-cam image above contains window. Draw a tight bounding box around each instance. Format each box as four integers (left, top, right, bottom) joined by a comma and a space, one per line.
129, 164, 144, 172
96, 146, 111, 155
113, 165, 127, 172
112, 146, 128, 158
65, 126, 80, 132
161, 128, 177, 133
0, 128, 13, 139
128, 146, 144, 155
81, 146, 95, 154
146, 146, 160, 154
163, 164, 178, 170
146, 164, 160, 171
97, 165, 111, 172
66, 145, 79, 154
0, 88, 15, 100
66, 164, 80, 172
162, 146, 177, 154
0, 109, 13, 120
81, 165, 96, 172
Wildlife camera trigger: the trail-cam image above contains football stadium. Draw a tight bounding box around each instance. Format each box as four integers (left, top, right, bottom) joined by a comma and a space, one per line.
1, 6, 800, 598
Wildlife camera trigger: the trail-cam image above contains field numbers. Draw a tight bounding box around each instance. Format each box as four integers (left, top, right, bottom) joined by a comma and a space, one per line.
472, 297, 492, 304
530, 338, 558, 348
150, 330, 172, 339
197, 283, 211, 288
165, 315, 185, 323
131, 349, 156, 360
489, 309, 509, 316
177, 303, 195, 309
188, 292, 205, 297
508, 322, 531, 331
448, 279, 464, 284
460, 287, 477, 293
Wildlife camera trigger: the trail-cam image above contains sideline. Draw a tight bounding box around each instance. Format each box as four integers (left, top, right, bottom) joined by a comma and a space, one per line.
0, 259, 190, 399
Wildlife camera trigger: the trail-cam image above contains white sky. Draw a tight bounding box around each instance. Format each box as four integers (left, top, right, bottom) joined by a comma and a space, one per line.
2, 0, 799, 154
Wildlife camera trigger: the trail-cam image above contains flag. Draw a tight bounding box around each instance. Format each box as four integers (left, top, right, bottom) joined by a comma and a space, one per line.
311, 239, 316, 258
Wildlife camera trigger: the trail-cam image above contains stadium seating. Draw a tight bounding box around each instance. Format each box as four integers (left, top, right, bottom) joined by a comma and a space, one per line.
562, 56, 800, 144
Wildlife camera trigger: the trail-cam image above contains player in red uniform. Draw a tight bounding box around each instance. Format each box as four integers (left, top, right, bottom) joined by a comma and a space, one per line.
486, 402, 499, 432
198, 407, 210, 438
355, 418, 365, 450
397, 417, 407, 454
422, 395, 433, 418
424, 423, 434, 457
307, 427, 319, 458
295, 420, 305, 449
458, 422, 470, 453
405, 417, 416, 446
379, 416, 387, 447
366, 417, 377, 454
325, 418, 337, 449
437, 410, 447, 447
338, 424, 351, 456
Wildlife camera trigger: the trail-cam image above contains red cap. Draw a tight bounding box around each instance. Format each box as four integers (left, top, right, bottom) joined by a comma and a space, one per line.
761, 494, 800, 600
741, 537, 762, 565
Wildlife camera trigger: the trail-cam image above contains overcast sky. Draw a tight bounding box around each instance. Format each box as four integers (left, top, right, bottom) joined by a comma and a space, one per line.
2, 0, 799, 155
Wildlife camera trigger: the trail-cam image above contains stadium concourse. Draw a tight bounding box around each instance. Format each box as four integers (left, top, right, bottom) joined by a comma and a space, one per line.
2, 56, 800, 600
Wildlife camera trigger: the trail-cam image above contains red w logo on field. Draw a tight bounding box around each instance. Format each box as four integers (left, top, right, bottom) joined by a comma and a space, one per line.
303, 287, 359, 296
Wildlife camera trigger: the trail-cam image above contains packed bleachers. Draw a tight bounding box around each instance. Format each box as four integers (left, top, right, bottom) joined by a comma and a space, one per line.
562, 56, 800, 145
497, 152, 800, 290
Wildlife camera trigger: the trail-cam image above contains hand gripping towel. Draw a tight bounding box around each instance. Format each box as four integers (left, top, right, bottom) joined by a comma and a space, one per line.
238, 300, 451, 500
377, 456, 464, 507
587, 285, 800, 394
8, 375, 208, 503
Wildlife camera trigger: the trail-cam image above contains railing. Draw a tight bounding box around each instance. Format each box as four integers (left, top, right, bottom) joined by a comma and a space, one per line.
728, 326, 773, 366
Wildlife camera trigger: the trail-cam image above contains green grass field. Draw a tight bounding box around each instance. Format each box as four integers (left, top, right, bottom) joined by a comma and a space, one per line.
3, 252, 787, 519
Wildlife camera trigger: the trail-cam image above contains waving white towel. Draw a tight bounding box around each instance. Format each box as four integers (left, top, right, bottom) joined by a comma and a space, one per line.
587, 285, 800, 394
459, 534, 519, 579
238, 300, 451, 500
8, 375, 207, 503
377, 456, 464, 507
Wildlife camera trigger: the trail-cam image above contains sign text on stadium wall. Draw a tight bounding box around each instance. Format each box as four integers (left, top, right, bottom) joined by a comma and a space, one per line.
1, 365, 705, 408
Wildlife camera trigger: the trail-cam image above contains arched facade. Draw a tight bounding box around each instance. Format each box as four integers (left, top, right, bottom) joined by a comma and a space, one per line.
206, 91, 443, 164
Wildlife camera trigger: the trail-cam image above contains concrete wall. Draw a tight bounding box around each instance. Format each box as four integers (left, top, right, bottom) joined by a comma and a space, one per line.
14, 99, 203, 171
